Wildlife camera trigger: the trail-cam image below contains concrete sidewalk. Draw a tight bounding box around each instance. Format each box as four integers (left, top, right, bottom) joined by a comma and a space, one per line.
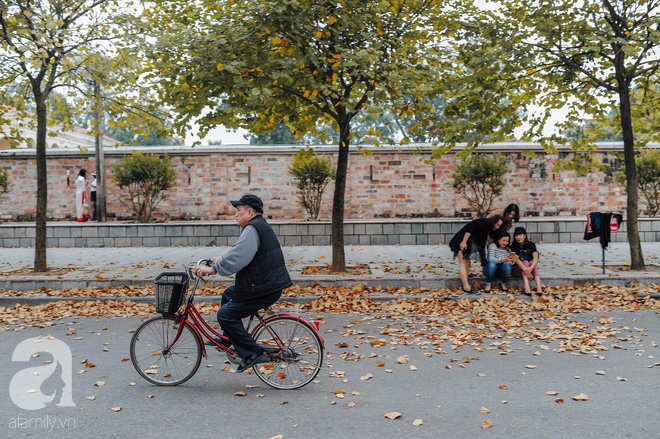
1, 243, 660, 294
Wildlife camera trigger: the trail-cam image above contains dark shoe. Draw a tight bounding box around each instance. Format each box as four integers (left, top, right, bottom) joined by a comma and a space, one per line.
461, 287, 480, 294
237, 351, 267, 373
500, 284, 509, 292
204, 337, 231, 348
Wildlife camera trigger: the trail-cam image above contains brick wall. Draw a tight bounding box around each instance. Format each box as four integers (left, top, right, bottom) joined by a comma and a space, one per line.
0, 143, 639, 222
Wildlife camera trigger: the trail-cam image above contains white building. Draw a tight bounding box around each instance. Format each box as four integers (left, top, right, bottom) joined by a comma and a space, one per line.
0, 108, 120, 149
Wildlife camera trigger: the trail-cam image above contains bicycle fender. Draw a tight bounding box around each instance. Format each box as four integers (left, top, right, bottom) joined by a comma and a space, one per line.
260, 313, 325, 349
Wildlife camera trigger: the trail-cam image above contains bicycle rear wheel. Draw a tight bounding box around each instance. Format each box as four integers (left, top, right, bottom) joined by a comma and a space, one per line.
252, 316, 324, 390
130, 315, 202, 386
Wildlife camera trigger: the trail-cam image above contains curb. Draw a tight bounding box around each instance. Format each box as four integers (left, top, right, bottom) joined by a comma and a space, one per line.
2, 292, 659, 307
1, 275, 660, 292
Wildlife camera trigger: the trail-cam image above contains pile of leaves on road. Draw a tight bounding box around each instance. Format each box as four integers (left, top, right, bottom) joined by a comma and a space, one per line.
282, 284, 660, 356
1, 284, 659, 348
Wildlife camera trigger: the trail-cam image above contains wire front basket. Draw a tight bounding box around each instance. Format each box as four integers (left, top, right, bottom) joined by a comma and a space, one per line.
154, 272, 189, 314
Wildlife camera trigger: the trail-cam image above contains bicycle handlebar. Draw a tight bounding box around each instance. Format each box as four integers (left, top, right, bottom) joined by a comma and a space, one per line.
186, 258, 213, 280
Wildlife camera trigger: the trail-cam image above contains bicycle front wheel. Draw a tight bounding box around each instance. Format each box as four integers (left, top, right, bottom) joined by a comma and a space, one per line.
252, 316, 324, 390
130, 315, 202, 386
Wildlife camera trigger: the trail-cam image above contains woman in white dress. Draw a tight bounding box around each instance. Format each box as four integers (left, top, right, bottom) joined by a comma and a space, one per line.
75, 169, 87, 222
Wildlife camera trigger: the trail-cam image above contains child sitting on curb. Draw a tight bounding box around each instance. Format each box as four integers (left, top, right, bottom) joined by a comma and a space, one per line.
484, 232, 517, 292
510, 226, 543, 295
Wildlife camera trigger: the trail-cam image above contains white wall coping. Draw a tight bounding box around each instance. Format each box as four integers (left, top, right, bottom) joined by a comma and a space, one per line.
1, 141, 658, 158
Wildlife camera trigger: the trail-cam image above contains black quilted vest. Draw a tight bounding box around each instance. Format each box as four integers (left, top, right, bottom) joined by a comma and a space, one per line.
234, 216, 292, 300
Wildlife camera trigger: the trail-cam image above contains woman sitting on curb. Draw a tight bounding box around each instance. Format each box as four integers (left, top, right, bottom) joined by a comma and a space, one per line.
484, 232, 517, 292
510, 226, 543, 295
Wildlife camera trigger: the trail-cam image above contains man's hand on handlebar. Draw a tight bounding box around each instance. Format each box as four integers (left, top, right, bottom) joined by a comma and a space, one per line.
192, 264, 215, 278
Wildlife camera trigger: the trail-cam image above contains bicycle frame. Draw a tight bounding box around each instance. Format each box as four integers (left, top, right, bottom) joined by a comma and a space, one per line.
161, 272, 324, 361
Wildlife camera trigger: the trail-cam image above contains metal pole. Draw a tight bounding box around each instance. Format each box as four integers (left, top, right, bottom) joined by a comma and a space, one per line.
602, 247, 606, 274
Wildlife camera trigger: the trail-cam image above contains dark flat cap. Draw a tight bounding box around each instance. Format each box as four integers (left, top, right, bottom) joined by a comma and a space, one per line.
230, 194, 263, 213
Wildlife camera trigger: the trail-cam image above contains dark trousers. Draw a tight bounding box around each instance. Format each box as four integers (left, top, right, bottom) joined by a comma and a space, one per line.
217, 286, 281, 359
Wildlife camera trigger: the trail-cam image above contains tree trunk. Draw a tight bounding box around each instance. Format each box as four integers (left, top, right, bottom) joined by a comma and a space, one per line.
94, 83, 107, 222
33, 96, 48, 272
331, 115, 351, 272
618, 83, 645, 270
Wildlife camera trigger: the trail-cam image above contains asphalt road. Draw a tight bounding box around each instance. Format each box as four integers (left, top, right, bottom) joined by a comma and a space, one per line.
1, 309, 658, 439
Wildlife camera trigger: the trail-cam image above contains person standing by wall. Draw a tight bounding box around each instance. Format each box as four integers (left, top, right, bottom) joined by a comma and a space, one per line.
75, 169, 87, 222
88, 172, 97, 221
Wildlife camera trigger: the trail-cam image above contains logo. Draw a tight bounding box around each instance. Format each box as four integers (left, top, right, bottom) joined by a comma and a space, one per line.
9, 336, 75, 410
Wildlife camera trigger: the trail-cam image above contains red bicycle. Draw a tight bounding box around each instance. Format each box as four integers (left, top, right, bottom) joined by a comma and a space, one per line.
129, 260, 324, 389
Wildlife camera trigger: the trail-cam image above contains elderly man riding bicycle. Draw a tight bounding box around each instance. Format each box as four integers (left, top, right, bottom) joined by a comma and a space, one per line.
193, 194, 292, 372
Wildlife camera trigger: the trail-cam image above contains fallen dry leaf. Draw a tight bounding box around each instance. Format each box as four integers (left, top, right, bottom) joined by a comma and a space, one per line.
413, 419, 423, 427
480, 407, 490, 414
384, 412, 402, 420
572, 393, 589, 401
110, 407, 122, 412
234, 391, 247, 396
93, 381, 105, 387
397, 355, 409, 364
481, 420, 493, 429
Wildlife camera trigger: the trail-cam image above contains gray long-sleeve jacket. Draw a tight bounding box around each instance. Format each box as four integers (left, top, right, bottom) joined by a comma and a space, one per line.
487, 243, 511, 264
212, 225, 260, 276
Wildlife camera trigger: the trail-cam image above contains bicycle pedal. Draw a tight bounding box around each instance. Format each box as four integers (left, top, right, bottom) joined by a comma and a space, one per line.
225, 352, 241, 365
